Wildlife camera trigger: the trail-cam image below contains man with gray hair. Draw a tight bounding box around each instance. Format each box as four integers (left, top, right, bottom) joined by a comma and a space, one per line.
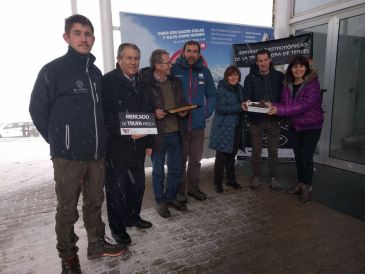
102, 43, 154, 247
141, 49, 188, 218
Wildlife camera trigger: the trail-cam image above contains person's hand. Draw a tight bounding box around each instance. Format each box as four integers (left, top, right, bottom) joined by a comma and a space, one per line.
145, 148, 152, 156
266, 101, 272, 108
131, 134, 146, 139
242, 100, 250, 111
177, 111, 188, 117
268, 106, 278, 115
155, 109, 166, 120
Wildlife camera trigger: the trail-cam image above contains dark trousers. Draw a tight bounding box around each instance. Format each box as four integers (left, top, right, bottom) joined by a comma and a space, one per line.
213, 127, 241, 186
292, 128, 322, 185
179, 128, 205, 193
152, 133, 182, 203
105, 165, 145, 235
250, 120, 281, 178
214, 151, 236, 186
52, 158, 106, 258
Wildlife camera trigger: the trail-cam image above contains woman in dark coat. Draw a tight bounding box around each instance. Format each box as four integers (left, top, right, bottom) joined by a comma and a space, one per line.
268, 55, 323, 203
209, 66, 245, 193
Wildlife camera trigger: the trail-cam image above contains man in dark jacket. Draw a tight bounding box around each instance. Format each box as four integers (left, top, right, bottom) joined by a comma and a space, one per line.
102, 43, 154, 247
171, 40, 217, 202
243, 49, 284, 191
29, 14, 126, 274
142, 49, 188, 218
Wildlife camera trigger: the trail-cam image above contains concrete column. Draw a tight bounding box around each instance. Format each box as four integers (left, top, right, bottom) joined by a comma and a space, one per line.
70, 0, 77, 14
99, 0, 115, 73
273, 0, 291, 39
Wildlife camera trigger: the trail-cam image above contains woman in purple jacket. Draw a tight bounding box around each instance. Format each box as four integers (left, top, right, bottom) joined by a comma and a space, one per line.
268, 55, 323, 203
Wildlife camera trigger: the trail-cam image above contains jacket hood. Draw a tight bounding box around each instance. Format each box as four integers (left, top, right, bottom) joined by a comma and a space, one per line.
217, 79, 239, 91
173, 52, 208, 69
284, 68, 318, 87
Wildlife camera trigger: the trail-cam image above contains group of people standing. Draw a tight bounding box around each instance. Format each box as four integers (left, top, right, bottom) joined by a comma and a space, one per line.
29, 14, 323, 274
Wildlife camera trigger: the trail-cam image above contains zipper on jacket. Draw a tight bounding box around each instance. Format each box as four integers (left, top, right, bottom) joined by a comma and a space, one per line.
94, 82, 99, 102
86, 57, 99, 159
188, 67, 193, 131
65, 124, 70, 150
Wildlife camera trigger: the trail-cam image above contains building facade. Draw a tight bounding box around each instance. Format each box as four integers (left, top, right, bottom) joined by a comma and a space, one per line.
274, 0, 365, 174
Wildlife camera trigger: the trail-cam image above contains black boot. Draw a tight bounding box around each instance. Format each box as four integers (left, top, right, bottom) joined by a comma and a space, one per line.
61, 254, 82, 274
215, 184, 223, 193
300, 184, 312, 203
287, 182, 304, 194
226, 180, 242, 189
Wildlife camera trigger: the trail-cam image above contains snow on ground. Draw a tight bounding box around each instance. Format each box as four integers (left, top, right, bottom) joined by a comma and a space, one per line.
0, 137, 215, 194
0, 137, 52, 193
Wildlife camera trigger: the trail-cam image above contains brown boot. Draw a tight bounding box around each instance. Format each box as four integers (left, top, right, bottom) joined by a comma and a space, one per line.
287, 182, 304, 194
300, 184, 312, 203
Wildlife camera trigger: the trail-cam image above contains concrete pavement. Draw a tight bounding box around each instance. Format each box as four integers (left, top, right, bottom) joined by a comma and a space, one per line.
1, 158, 365, 274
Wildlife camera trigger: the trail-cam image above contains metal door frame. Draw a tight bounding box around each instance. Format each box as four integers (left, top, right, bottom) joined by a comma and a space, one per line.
291, 5, 365, 174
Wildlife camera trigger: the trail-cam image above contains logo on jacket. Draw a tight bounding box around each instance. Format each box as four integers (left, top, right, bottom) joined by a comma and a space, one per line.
73, 80, 88, 94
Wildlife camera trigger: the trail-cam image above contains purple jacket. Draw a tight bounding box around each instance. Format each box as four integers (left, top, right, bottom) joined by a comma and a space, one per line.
274, 71, 323, 132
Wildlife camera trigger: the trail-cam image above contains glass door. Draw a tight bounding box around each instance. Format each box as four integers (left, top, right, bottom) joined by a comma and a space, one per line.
329, 14, 365, 166
293, 7, 365, 174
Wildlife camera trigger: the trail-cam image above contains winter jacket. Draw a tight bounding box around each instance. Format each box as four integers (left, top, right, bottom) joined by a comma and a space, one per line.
102, 65, 154, 169
274, 71, 324, 132
140, 68, 187, 152
171, 56, 216, 131
209, 80, 245, 153
243, 68, 284, 124
29, 46, 106, 160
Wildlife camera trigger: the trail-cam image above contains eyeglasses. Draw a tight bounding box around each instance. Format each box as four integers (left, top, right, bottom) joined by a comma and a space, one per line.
159, 61, 172, 65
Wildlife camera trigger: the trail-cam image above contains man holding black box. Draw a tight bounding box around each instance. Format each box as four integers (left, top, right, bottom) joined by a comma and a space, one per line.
141, 49, 188, 218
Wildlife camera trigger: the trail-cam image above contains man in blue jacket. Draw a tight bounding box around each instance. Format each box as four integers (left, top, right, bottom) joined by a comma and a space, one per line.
171, 40, 217, 202
29, 14, 126, 274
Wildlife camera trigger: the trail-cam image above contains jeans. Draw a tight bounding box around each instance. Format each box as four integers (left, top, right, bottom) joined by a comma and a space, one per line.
152, 132, 182, 203
52, 158, 106, 258
292, 128, 322, 185
250, 119, 281, 178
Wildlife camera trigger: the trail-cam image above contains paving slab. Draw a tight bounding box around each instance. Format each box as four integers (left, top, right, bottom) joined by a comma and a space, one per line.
1, 157, 365, 274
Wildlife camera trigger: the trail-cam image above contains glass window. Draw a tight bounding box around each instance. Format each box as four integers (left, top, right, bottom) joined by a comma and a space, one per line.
330, 14, 365, 165
294, 0, 340, 14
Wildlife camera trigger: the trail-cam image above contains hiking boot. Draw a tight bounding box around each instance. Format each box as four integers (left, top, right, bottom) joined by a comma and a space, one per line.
87, 237, 127, 260
155, 203, 170, 218
176, 193, 188, 203
287, 182, 304, 194
250, 176, 261, 190
215, 184, 223, 193
112, 231, 132, 246
269, 177, 282, 191
187, 188, 207, 201
168, 199, 187, 211
300, 184, 312, 203
226, 180, 242, 189
61, 255, 82, 274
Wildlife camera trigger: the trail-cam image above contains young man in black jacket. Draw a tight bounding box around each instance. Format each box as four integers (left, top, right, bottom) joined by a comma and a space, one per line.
243, 49, 284, 191
29, 14, 126, 274
102, 43, 154, 247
